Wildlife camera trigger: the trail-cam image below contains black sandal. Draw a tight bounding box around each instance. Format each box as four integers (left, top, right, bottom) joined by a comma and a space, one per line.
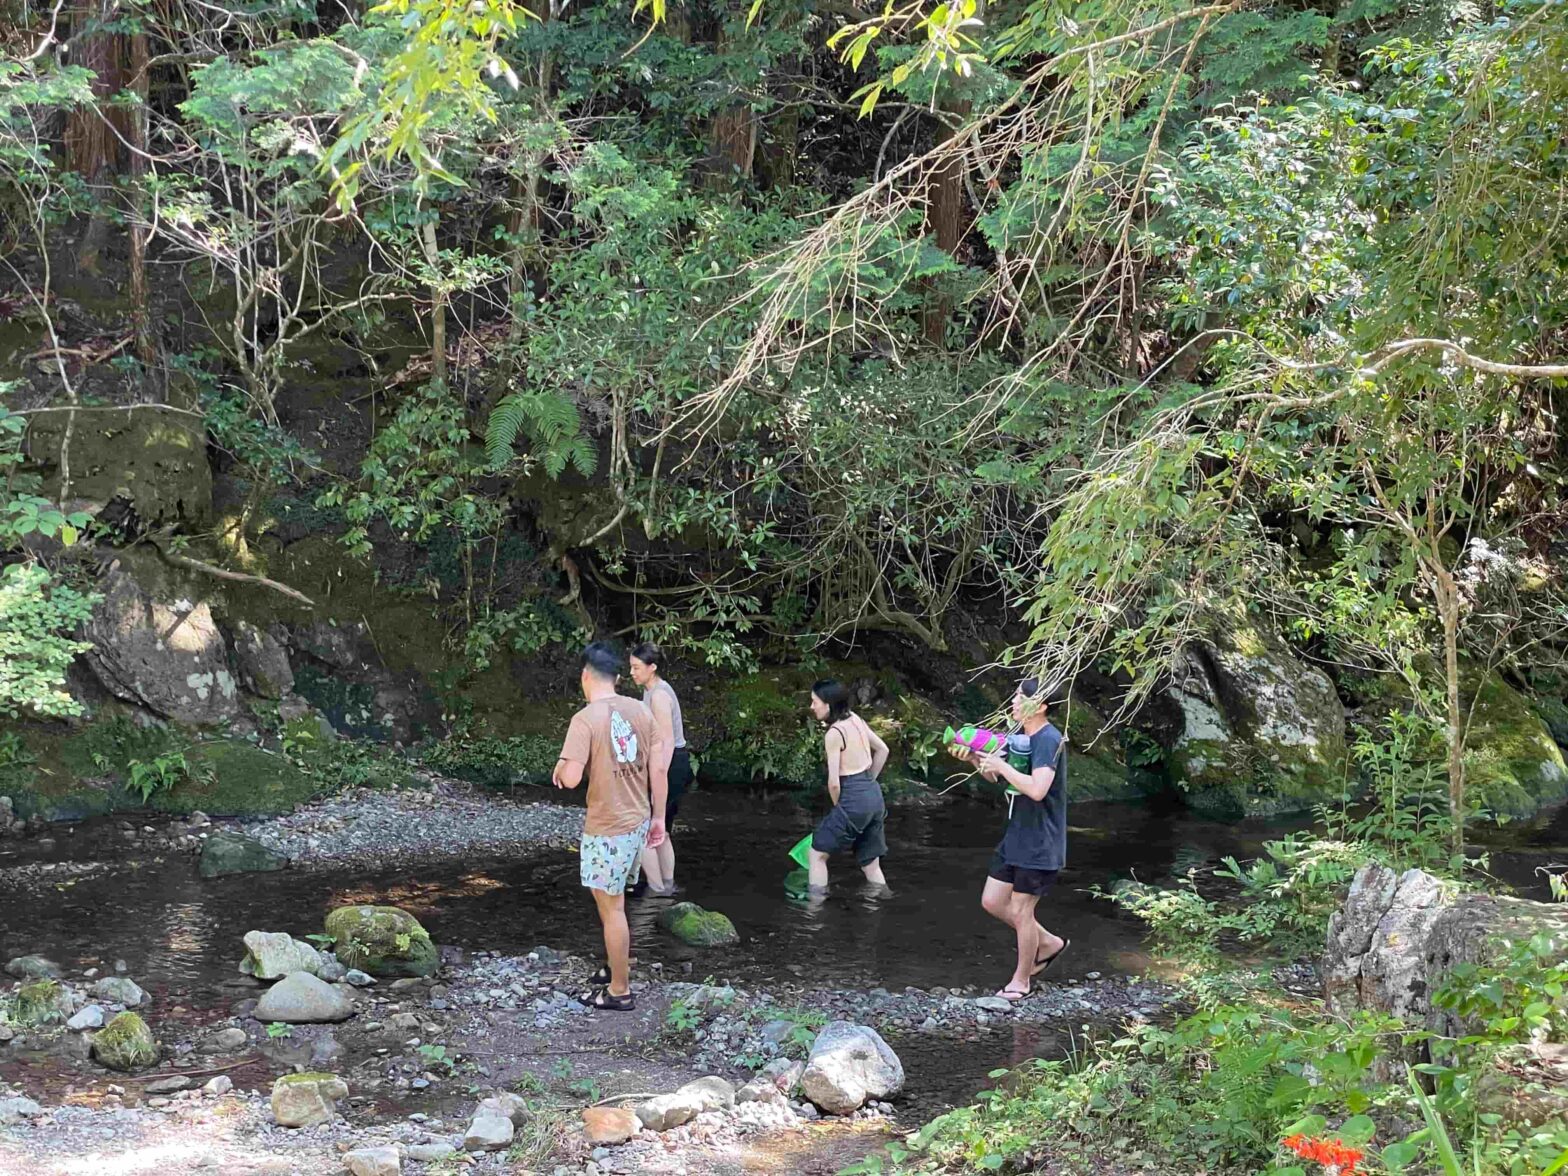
1033, 938, 1072, 976
589, 965, 611, 986
579, 985, 635, 1011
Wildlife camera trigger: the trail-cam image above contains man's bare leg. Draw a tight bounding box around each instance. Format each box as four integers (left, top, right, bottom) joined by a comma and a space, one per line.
591, 888, 632, 996
1007, 892, 1042, 995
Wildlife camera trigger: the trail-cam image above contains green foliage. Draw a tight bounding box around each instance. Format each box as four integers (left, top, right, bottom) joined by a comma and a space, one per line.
484, 391, 595, 478
0, 563, 96, 719
665, 998, 700, 1032
462, 599, 585, 672
320, 381, 503, 562
282, 721, 413, 791
266, 1021, 293, 1039
416, 733, 560, 786
122, 750, 207, 805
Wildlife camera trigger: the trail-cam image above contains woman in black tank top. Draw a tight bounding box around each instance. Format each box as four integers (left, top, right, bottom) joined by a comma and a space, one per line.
805, 679, 891, 895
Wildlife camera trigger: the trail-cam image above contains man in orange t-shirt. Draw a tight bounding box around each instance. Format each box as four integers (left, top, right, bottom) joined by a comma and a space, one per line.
552, 641, 668, 1011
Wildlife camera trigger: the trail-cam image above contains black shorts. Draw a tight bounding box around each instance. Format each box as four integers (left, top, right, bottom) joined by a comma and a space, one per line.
665, 748, 693, 830
811, 802, 888, 867
988, 849, 1059, 896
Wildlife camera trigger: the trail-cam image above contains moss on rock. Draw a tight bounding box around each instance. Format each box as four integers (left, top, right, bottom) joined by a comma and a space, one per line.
15, 979, 72, 1026
154, 740, 321, 817
658, 902, 740, 947
90, 1012, 159, 1071
1463, 673, 1568, 819
324, 905, 438, 978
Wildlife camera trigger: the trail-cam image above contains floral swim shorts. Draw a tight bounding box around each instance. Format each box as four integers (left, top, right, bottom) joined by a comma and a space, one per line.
579, 819, 650, 895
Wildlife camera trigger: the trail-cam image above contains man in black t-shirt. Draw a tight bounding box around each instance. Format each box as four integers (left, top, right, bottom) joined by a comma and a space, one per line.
963, 678, 1069, 1002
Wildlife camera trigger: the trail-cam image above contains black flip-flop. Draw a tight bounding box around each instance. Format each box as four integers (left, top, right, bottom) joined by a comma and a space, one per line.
995, 985, 1031, 1003
580, 985, 635, 1012
1033, 938, 1072, 976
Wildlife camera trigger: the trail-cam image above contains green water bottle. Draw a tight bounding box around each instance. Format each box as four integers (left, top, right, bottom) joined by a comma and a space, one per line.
1004, 732, 1031, 798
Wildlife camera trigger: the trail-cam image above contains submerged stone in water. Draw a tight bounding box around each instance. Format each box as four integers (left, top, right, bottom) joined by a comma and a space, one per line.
5, 955, 62, 981
200, 832, 287, 879
658, 902, 740, 947
91, 1012, 159, 1072
324, 905, 439, 978
90, 976, 149, 1007
238, 931, 325, 980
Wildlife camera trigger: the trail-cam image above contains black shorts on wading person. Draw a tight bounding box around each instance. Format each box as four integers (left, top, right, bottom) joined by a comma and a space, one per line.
988, 722, 1066, 891
811, 770, 888, 866
666, 747, 693, 830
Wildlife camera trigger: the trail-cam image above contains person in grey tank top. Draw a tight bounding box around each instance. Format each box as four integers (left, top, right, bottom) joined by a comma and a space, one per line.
629, 642, 691, 896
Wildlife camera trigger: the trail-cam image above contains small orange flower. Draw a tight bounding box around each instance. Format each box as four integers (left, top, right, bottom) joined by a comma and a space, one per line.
1282, 1133, 1365, 1175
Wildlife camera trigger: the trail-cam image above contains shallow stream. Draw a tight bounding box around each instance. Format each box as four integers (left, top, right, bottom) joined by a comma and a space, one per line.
2, 786, 1564, 1114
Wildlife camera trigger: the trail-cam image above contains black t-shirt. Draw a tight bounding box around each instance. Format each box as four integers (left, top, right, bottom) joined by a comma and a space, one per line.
998, 722, 1067, 871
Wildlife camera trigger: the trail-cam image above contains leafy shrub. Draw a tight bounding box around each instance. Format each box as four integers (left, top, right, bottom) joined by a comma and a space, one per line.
0, 563, 97, 718
417, 734, 560, 787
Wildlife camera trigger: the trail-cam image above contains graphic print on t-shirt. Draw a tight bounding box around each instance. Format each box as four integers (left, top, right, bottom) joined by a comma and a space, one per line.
610, 707, 639, 764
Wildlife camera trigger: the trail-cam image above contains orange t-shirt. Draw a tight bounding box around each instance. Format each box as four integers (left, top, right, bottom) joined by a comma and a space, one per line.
559, 696, 656, 836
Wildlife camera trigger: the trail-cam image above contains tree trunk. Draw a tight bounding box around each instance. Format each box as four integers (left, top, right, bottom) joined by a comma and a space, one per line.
1437, 565, 1465, 856
419, 219, 448, 385
64, 0, 130, 275
709, 24, 757, 188
919, 2, 982, 346
506, 2, 556, 353
128, 31, 155, 365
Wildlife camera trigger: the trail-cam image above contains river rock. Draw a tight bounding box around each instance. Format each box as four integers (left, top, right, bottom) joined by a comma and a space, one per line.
581, 1107, 639, 1145
5, 955, 62, 981
16, 979, 74, 1026
270, 1071, 348, 1127
254, 972, 355, 1023
84, 567, 241, 726
204, 1076, 233, 1096
316, 955, 347, 983
344, 1145, 401, 1176
91, 976, 149, 1007
200, 832, 288, 879
678, 1076, 736, 1112
738, 1076, 787, 1105
475, 1092, 530, 1125
760, 1058, 804, 1093
973, 996, 1015, 1013
233, 620, 294, 699
67, 1005, 106, 1031
634, 1093, 698, 1133
657, 902, 740, 947
239, 931, 326, 980
0, 1097, 43, 1125
199, 1026, 249, 1053
463, 1114, 514, 1151
800, 1021, 904, 1115
324, 905, 439, 979
91, 1012, 159, 1071
343, 969, 376, 988
145, 1075, 192, 1094
407, 1143, 455, 1163
1325, 863, 1568, 1077
1165, 613, 1348, 818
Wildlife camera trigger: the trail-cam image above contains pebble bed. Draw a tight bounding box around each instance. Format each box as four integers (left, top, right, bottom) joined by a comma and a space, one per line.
245, 783, 585, 867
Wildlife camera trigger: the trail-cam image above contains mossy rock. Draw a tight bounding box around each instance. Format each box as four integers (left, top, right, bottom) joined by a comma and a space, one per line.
15, 979, 72, 1026
658, 902, 740, 947
1463, 673, 1568, 819
90, 1012, 159, 1071
323, 905, 438, 978
1531, 696, 1568, 749
154, 740, 321, 818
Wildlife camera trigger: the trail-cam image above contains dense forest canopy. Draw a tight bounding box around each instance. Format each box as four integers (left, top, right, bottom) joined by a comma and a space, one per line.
3, 0, 1568, 839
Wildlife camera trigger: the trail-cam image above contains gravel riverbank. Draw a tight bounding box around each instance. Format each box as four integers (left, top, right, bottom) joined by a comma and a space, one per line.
243, 781, 585, 867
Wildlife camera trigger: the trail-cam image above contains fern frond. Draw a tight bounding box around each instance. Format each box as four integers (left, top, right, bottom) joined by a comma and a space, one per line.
485, 394, 531, 468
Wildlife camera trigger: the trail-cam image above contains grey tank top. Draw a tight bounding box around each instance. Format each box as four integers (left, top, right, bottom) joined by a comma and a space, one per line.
645, 678, 686, 748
